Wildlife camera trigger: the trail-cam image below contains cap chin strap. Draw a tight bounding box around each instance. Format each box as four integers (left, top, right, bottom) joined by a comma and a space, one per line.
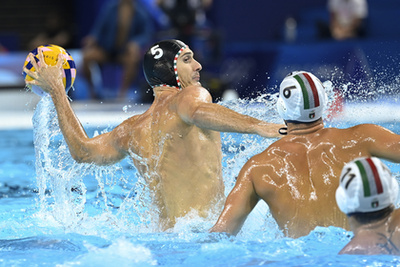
278, 127, 287, 135
173, 46, 186, 89
152, 84, 180, 90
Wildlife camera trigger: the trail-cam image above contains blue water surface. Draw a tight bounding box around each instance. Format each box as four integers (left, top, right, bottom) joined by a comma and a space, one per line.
1, 92, 400, 266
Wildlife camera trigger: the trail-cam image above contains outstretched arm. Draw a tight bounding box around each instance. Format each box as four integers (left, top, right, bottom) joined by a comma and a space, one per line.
357, 124, 400, 163
24, 49, 128, 165
176, 85, 283, 138
210, 160, 259, 235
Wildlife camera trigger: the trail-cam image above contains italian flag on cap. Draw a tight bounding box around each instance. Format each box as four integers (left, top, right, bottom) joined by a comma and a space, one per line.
355, 158, 384, 197
293, 73, 320, 110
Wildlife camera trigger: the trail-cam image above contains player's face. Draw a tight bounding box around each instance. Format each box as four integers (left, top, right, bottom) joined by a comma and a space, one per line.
176, 48, 202, 88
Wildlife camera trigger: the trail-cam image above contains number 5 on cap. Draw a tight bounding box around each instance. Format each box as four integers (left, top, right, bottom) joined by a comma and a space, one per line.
151, 45, 163, 59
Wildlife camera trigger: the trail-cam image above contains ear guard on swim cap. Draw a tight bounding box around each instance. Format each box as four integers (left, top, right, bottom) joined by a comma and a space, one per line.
277, 71, 327, 123
335, 157, 399, 214
143, 39, 187, 88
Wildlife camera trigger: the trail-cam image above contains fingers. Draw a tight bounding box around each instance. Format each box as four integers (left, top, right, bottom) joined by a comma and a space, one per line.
28, 53, 38, 70
37, 47, 46, 66
23, 66, 38, 79
24, 48, 65, 91
26, 48, 64, 77
23, 66, 39, 81
56, 53, 65, 68
25, 79, 38, 87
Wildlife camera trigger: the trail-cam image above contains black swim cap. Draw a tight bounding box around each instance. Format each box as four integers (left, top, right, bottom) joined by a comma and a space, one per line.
143, 39, 187, 88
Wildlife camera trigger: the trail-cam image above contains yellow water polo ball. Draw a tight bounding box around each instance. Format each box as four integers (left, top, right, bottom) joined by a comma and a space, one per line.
23, 44, 76, 96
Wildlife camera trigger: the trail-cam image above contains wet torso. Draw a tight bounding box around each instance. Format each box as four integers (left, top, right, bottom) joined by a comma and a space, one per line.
118, 88, 224, 230
251, 125, 381, 237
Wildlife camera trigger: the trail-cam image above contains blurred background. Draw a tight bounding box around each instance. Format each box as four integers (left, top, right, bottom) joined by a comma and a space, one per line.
0, 0, 399, 103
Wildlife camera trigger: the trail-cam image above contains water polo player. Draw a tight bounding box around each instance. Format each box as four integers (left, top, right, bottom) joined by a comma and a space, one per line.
336, 157, 400, 255
211, 71, 400, 238
24, 40, 282, 230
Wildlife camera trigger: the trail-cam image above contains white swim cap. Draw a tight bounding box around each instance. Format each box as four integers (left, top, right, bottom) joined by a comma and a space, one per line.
336, 157, 399, 214
277, 71, 327, 122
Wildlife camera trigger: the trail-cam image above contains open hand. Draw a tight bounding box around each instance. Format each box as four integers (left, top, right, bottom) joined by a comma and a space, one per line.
23, 47, 65, 95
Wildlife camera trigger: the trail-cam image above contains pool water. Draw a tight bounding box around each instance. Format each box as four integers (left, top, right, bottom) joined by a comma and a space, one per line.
1, 91, 400, 266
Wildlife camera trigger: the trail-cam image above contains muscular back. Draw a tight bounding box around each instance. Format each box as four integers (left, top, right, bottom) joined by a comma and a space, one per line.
249, 123, 400, 237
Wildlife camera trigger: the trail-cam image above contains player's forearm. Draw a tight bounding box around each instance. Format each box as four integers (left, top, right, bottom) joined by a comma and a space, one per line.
50, 88, 92, 162
192, 103, 261, 133
192, 103, 281, 137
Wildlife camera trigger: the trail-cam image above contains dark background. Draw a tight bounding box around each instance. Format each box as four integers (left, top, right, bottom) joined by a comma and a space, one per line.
0, 0, 399, 101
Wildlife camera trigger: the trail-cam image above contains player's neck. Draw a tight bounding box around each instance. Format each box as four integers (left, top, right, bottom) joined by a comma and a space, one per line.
153, 85, 180, 95
350, 215, 391, 234
286, 119, 324, 135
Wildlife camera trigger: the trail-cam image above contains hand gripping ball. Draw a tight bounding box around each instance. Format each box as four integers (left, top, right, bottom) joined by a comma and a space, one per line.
23, 44, 76, 96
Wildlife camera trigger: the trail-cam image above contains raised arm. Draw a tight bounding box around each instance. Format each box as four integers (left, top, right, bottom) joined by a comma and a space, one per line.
210, 159, 260, 235
176, 85, 283, 138
358, 124, 400, 163
24, 49, 128, 165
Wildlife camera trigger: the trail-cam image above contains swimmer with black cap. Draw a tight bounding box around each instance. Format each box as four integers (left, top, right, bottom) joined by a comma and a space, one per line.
211, 71, 400, 238
336, 157, 400, 255
23, 39, 283, 231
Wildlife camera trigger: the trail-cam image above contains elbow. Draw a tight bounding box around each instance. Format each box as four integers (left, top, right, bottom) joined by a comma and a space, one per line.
70, 151, 91, 164
69, 148, 123, 166
69, 146, 95, 164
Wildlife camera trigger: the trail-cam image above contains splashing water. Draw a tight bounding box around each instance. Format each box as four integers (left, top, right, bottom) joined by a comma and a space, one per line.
29, 77, 372, 236
26, 71, 400, 265
32, 96, 154, 236
33, 96, 88, 229
31, 92, 289, 238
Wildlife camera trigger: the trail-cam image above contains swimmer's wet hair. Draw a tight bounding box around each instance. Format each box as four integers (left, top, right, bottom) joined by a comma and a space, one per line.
348, 205, 394, 224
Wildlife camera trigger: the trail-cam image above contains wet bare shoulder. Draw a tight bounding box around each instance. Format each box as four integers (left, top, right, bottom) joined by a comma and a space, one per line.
177, 85, 212, 103
244, 143, 296, 198
109, 114, 148, 151
347, 123, 394, 135
248, 140, 296, 177
317, 124, 391, 141
340, 230, 400, 255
